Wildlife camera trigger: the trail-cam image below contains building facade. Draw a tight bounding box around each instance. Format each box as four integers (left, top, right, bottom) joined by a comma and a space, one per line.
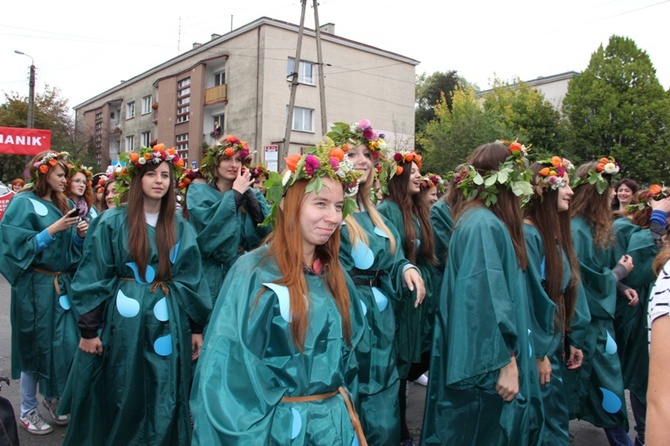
74, 17, 419, 170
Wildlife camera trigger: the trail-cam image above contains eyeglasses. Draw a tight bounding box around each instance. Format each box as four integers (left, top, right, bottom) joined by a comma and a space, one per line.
71, 178, 87, 184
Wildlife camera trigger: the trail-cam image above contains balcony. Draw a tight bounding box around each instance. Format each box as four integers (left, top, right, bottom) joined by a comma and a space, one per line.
205, 84, 227, 105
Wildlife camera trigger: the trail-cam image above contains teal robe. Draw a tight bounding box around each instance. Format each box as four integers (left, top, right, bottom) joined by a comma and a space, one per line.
0, 191, 82, 398
524, 223, 591, 445
190, 245, 367, 445
339, 210, 409, 445
430, 199, 454, 305
613, 217, 657, 404
567, 216, 628, 429
422, 206, 543, 446
186, 182, 271, 304
60, 207, 212, 446
377, 200, 435, 377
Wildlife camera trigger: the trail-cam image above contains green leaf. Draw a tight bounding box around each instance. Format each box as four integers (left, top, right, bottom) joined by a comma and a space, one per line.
512, 181, 533, 197
497, 169, 509, 183
473, 173, 484, 185
342, 197, 358, 218
484, 174, 497, 187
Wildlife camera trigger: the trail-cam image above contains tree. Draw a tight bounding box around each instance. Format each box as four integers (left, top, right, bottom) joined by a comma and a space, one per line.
415, 71, 462, 132
0, 86, 96, 181
562, 35, 670, 184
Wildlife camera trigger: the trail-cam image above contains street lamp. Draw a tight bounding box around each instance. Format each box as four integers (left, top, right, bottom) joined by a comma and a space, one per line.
14, 50, 35, 129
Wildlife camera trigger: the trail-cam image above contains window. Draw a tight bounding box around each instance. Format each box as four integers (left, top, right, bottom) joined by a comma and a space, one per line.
141, 95, 152, 115
214, 71, 226, 86
211, 114, 224, 137
287, 58, 315, 85
291, 107, 314, 132
125, 135, 134, 152
126, 101, 136, 119
177, 78, 191, 123
176, 133, 189, 160
141, 131, 152, 147
95, 112, 103, 120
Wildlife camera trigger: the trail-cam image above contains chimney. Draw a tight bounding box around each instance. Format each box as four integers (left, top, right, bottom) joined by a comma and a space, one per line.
193, 42, 202, 49
320, 23, 335, 34
211, 33, 221, 40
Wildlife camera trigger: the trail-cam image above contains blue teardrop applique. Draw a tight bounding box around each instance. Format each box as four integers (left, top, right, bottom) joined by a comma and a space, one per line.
29, 198, 48, 216
125, 262, 156, 285
169, 240, 181, 264
153, 334, 173, 356
116, 288, 140, 318
359, 299, 368, 316
59, 294, 71, 310
371, 287, 389, 312
351, 435, 360, 446
528, 329, 533, 358
290, 408, 302, 439
351, 242, 374, 270
605, 331, 617, 355
263, 282, 291, 322
153, 297, 169, 322
373, 226, 389, 238
600, 387, 622, 414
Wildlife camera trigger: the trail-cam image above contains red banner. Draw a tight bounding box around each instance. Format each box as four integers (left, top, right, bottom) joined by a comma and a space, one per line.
0, 190, 15, 221
0, 127, 52, 155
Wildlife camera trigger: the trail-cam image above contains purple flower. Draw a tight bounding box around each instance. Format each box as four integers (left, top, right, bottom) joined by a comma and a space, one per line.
304, 154, 320, 175
363, 128, 378, 141
239, 149, 249, 160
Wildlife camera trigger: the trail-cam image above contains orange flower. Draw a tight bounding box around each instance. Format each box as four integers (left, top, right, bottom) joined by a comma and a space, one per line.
39, 165, 49, 174
143, 153, 152, 160
599, 157, 609, 165
414, 154, 423, 168
48, 159, 57, 167
129, 153, 140, 162
650, 184, 662, 196
551, 156, 562, 167
539, 167, 551, 177
285, 154, 302, 173
182, 178, 191, 186
153, 143, 165, 152
405, 153, 415, 163
597, 163, 605, 172
341, 143, 349, 153
167, 148, 176, 155
509, 142, 523, 154
329, 147, 345, 162
396, 165, 404, 176
223, 147, 235, 157
175, 159, 185, 168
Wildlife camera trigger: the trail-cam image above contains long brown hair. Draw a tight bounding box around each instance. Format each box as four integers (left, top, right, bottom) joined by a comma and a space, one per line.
66, 171, 95, 208
126, 163, 177, 282
265, 179, 352, 351
454, 143, 528, 270
25, 151, 71, 215
570, 161, 615, 249
525, 163, 581, 328
386, 161, 436, 265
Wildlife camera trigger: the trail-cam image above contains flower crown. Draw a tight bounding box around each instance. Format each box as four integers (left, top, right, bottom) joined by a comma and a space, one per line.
178, 168, 205, 195
26, 151, 70, 189
420, 173, 445, 193
96, 165, 123, 194
115, 143, 185, 202
200, 134, 254, 180
535, 156, 574, 191
249, 163, 270, 179
327, 119, 388, 153
262, 138, 363, 226
571, 156, 620, 194
626, 184, 669, 213
450, 140, 533, 207
68, 163, 94, 186
376, 150, 423, 196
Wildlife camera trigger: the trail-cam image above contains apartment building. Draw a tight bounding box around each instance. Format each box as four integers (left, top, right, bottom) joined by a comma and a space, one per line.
73, 16, 419, 170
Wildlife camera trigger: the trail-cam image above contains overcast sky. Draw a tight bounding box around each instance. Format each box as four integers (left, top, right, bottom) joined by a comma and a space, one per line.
2, 0, 668, 115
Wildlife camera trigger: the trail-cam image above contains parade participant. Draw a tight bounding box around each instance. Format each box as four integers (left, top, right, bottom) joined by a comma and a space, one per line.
0, 150, 87, 435
11, 178, 24, 193
377, 149, 436, 446
185, 134, 271, 305
328, 120, 425, 445
250, 162, 270, 194
422, 141, 543, 445
612, 178, 639, 212
66, 163, 98, 222
190, 142, 368, 445
419, 173, 445, 207
612, 186, 670, 446
59, 143, 211, 445
523, 157, 591, 444
569, 157, 636, 446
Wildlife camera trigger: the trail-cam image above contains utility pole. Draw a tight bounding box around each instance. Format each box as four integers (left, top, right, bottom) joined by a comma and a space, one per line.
313, 0, 327, 135
14, 50, 35, 129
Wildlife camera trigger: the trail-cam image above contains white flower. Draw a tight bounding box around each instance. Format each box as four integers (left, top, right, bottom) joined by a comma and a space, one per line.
350, 123, 359, 133
604, 163, 619, 174
282, 170, 292, 186
378, 140, 388, 151
345, 184, 359, 198
138, 157, 146, 165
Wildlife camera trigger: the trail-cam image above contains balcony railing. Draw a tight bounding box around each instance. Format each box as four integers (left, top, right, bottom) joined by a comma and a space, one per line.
205, 84, 227, 104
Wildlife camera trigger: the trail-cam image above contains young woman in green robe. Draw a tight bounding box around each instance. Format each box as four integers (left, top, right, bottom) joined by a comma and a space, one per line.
190, 142, 368, 445
422, 142, 543, 446
60, 144, 212, 445
66, 164, 98, 222
568, 158, 637, 446
183, 134, 270, 306
523, 158, 591, 445
377, 150, 436, 446
0, 150, 88, 434
329, 120, 425, 445
612, 187, 670, 446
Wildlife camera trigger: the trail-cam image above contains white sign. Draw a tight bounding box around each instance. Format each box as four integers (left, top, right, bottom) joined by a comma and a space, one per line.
265, 145, 279, 172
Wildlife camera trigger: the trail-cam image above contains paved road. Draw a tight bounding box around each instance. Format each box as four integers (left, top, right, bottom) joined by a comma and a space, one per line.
0, 274, 635, 445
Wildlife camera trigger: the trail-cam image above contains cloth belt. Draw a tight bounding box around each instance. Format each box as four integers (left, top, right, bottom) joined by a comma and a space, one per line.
351, 268, 385, 288
33, 268, 63, 295
281, 386, 367, 446
119, 278, 171, 295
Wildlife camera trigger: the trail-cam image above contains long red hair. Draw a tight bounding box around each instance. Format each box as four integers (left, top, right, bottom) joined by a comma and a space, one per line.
25, 151, 71, 215
265, 179, 352, 351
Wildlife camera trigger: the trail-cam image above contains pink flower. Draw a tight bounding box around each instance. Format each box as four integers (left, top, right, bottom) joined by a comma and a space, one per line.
363, 128, 378, 141
239, 149, 249, 160
393, 153, 403, 162
358, 119, 371, 129
304, 154, 320, 175
547, 176, 558, 186
556, 165, 565, 177
330, 158, 339, 169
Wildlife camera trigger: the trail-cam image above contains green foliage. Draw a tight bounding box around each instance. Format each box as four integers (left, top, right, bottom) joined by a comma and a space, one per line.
415, 71, 462, 131
562, 35, 670, 184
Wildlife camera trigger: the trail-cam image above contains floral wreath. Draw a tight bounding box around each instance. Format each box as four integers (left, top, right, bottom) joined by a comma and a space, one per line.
535, 156, 574, 191
115, 143, 185, 202
178, 168, 205, 195
68, 163, 94, 187
377, 150, 423, 196
420, 173, 445, 194
25, 151, 70, 189
327, 119, 388, 172
450, 140, 533, 207
571, 156, 620, 194
249, 163, 270, 180
626, 184, 669, 213
96, 165, 123, 194
200, 134, 254, 180
262, 138, 363, 226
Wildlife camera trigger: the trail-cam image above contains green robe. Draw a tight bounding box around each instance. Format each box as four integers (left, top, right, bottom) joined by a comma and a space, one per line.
613, 217, 657, 404
190, 245, 367, 445
422, 206, 543, 446
430, 199, 454, 307
339, 210, 409, 445
60, 206, 212, 446
524, 223, 591, 445
0, 191, 82, 398
567, 216, 628, 429
377, 200, 435, 378
186, 182, 271, 304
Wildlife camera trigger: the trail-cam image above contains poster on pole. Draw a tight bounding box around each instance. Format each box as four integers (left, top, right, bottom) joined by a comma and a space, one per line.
265, 145, 279, 172
0, 127, 52, 155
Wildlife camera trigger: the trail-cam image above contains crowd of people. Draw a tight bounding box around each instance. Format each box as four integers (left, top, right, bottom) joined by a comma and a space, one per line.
1, 120, 669, 446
